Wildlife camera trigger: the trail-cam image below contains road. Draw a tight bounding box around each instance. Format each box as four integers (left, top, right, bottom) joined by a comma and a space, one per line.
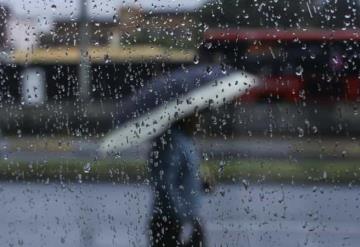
0, 182, 359, 247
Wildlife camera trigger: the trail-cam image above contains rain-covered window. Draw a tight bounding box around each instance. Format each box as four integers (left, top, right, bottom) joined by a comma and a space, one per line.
0, 0, 359, 246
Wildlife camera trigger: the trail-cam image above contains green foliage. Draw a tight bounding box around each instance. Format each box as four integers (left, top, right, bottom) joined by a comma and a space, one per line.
1, 158, 359, 185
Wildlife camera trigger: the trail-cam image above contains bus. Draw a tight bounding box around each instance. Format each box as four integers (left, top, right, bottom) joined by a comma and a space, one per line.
201, 28, 360, 104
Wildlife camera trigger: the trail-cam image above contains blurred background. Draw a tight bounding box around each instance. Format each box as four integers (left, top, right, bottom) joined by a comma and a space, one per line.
0, 0, 360, 246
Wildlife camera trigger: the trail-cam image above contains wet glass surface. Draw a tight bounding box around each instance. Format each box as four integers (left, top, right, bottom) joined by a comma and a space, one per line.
1, 0, 360, 246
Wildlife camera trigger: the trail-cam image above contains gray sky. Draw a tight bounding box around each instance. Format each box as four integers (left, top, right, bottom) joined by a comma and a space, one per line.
0, 0, 206, 20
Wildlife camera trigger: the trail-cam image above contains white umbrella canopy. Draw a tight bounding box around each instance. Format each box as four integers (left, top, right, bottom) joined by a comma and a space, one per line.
99, 64, 259, 155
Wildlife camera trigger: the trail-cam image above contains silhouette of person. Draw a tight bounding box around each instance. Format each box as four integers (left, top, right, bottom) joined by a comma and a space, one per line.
148, 118, 205, 247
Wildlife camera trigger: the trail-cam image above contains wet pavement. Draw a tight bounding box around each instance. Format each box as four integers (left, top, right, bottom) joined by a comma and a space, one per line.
0, 182, 359, 247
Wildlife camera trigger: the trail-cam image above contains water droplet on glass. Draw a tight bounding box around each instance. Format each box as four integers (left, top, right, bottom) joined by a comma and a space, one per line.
51, 4, 57, 12
312, 126, 318, 134
218, 160, 225, 174
186, 32, 192, 41
242, 179, 249, 190
206, 66, 213, 75
221, 63, 227, 74
104, 54, 111, 64
202, 152, 209, 161
353, 105, 358, 116
204, 42, 212, 49
83, 162, 91, 173
298, 127, 304, 138
78, 174, 83, 183
295, 65, 303, 76
193, 55, 199, 64
219, 189, 225, 197
332, 57, 339, 64
112, 15, 117, 23
323, 171, 327, 179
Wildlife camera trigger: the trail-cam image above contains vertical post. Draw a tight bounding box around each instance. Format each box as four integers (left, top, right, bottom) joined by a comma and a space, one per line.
79, 0, 91, 101
79, 3, 94, 244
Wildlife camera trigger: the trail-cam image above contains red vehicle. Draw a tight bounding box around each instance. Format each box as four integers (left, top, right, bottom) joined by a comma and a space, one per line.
202, 28, 360, 104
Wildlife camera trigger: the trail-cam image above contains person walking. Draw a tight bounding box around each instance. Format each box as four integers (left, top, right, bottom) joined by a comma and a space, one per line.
148, 120, 204, 246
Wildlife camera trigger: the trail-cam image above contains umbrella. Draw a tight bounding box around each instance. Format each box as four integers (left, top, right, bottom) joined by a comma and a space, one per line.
99, 64, 259, 155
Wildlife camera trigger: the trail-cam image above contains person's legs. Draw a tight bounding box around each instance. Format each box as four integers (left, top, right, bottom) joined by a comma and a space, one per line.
148, 127, 204, 246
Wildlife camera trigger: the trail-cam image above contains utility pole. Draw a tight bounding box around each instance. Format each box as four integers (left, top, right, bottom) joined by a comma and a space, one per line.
79, 0, 91, 101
